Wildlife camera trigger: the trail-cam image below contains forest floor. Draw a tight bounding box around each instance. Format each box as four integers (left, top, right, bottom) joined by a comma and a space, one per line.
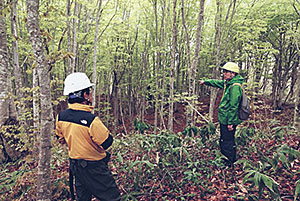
0, 94, 299, 201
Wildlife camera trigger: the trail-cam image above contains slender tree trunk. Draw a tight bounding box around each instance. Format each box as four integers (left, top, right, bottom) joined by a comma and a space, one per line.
159, 1, 166, 130
294, 42, 300, 129
209, 0, 236, 120
11, 0, 23, 120
140, 37, 148, 121
168, 0, 177, 133
181, 0, 193, 126
26, 0, 53, 200
153, 0, 158, 131
0, 2, 10, 125
294, 64, 300, 129
66, 0, 72, 74
209, 0, 222, 121
93, 0, 102, 110
75, 3, 82, 71
272, 57, 280, 109
71, 0, 78, 72
33, 66, 40, 146
190, 0, 205, 124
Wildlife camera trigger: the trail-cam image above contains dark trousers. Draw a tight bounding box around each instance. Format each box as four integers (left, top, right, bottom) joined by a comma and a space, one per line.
219, 124, 237, 163
70, 159, 121, 201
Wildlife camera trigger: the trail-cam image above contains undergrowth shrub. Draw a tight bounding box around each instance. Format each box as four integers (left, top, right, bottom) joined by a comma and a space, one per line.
134, 118, 150, 134
240, 124, 300, 200
0, 118, 33, 163
112, 123, 219, 200
236, 126, 255, 146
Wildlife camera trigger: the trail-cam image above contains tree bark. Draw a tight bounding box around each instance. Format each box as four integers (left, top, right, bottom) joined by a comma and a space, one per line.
33, 67, 40, 144
181, 0, 193, 126
168, 0, 177, 133
11, 0, 23, 119
66, 0, 72, 74
93, 0, 102, 110
0, 2, 10, 125
190, 0, 205, 123
26, 0, 53, 200
209, 0, 236, 120
209, 0, 222, 121
71, 0, 78, 72
294, 63, 300, 130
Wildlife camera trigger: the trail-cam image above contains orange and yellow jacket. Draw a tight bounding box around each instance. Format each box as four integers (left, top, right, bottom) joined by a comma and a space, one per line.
55, 103, 113, 161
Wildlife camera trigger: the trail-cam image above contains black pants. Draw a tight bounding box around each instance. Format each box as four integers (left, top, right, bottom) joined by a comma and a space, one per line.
70, 158, 121, 201
219, 124, 237, 163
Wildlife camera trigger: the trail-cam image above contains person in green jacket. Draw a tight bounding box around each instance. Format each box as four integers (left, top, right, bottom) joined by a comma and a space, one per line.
200, 62, 244, 167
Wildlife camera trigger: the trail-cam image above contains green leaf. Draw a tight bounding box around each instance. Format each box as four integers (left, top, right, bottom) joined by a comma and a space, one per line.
254, 172, 261, 187
294, 180, 300, 201
242, 170, 255, 184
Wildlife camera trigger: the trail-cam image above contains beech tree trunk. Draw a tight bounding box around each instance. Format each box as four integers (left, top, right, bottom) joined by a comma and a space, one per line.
209, 0, 236, 120
26, 0, 53, 200
93, 0, 102, 109
71, 0, 78, 72
0, 2, 10, 125
190, 0, 205, 123
66, 0, 72, 74
209, 0, 222, 121
294, 64, 300, 130
168, 0, 177, 133
11, 0, 23, 120
181, 0, 193, 126
33, 67, 40, 144
153, 0, 159, 131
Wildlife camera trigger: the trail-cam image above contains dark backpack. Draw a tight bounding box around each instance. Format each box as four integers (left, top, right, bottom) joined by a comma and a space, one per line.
232, 83, 252, 120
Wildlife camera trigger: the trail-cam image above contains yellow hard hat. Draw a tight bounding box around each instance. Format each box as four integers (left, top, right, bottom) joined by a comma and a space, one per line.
221, 62, 240, 74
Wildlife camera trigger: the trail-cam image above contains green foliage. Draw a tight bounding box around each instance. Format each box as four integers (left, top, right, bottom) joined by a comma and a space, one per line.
182, 122, 215, 144
295, 179, 300, 201
242, 161, 281, 200
183, 167, 201, 184
271, 144, 300, 171
182, 125, 198, 137
236, 126, 255, 146
112, 129, 200, 198
96, 101, 113, 125
134, 118, 150, 134
2, 0, 300, 200
198, 122, 216, 144
0, 122, 34, 159
0, 160, 33, 197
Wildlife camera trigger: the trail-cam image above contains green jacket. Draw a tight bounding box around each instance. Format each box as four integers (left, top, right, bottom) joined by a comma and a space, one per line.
204, 74, 244, 125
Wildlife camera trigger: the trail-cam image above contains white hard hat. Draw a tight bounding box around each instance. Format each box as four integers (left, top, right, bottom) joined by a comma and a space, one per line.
63, 72, 95, 95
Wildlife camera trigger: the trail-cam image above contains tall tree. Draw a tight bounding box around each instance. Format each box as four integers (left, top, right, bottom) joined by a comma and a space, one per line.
209, 0, 236, 120
11, 0, 23, 120
293, 0, 300, 130
93, 0, 102, 109
294, 62, 300, 130
71, 0, 78, 72
26, 0, 53, 200
181, 0, 192, 126
168, 0, 177, 133
189, 0, 205, 123
0, 1, 10, 125
66, 0, 72, 74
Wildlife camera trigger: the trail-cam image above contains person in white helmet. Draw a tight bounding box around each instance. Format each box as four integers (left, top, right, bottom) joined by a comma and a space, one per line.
55, 72, 120, 201
200, 62, 244, 168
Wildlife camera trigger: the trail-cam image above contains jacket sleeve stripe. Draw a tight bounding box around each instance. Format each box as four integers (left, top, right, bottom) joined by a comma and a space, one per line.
101, 134, 113, 150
